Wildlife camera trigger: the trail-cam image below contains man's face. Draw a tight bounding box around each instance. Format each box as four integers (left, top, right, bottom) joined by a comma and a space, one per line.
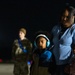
19, 31, 25, 39
61, 9, 74, 28
36, 37, 47, 50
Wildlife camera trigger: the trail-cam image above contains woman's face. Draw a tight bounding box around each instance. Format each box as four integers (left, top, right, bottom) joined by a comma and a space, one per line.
61, 9, 75, 28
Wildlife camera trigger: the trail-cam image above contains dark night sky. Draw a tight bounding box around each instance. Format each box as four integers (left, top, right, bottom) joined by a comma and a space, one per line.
0, 0, 75, 60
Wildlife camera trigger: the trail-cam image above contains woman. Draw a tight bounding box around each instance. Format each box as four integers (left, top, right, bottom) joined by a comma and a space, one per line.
51, 5, 75, 75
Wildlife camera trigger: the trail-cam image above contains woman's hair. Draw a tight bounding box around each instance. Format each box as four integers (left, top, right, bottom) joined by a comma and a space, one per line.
60, 5, 75, 21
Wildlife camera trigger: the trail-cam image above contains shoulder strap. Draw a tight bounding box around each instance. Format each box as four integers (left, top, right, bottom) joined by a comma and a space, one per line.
18, 39, 27, 53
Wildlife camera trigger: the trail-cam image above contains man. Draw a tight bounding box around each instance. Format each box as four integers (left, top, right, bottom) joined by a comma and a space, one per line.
12, 28, 32, 75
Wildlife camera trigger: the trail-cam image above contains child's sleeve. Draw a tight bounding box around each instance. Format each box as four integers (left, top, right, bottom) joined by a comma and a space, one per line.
44, 51, 52, 62
41, 51, 52, 62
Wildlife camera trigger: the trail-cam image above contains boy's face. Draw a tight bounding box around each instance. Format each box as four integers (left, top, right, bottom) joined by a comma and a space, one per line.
36, 37, 47, 49
19, 31, 25, 39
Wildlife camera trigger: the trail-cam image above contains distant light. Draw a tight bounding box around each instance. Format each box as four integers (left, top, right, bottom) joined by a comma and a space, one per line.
0, 59, 3, 62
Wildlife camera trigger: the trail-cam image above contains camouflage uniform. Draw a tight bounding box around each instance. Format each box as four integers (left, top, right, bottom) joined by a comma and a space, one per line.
12, 38, 32, 75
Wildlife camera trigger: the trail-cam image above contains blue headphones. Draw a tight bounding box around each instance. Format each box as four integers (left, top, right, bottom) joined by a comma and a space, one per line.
34, 34, 50, 48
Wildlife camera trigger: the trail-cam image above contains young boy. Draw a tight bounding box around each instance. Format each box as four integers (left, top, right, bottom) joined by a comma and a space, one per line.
12, 28, 32, 75
31, 31, 52, 75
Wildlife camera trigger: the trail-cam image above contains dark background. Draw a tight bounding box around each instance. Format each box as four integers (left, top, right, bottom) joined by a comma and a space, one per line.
0, 0, 75, 60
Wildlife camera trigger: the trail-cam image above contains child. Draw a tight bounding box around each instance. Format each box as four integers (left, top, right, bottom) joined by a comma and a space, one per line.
31, 31, 52, 75
12, 28, 32, 75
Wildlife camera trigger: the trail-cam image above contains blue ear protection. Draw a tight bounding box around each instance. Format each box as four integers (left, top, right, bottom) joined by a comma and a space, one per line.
34, 34, 50, 48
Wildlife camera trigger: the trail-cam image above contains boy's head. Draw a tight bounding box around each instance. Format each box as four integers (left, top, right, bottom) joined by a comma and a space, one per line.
19, 28, 26, 39
34, 31, 50, 49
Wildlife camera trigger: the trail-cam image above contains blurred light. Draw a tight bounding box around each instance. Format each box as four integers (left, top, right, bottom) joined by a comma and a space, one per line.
0, 59, 3, 62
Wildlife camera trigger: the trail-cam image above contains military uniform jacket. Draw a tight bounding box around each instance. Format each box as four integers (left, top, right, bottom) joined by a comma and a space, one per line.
12, 38, 32, 62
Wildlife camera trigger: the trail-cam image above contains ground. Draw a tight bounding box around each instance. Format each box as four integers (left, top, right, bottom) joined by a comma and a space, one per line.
0, 63, 14, 75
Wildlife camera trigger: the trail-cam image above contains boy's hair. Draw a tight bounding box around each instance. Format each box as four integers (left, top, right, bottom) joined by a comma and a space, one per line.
19, 28, 26, 35
34, 31, 51, 40
34, 31, 51, 48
